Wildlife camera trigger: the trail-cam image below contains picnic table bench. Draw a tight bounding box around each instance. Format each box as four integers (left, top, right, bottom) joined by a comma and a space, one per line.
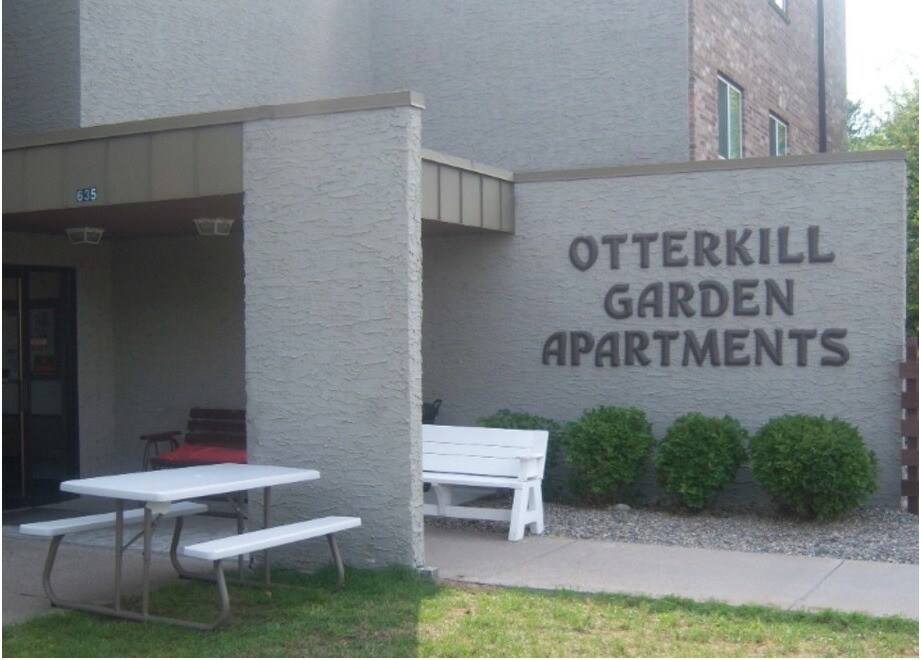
422, 424, 548, 541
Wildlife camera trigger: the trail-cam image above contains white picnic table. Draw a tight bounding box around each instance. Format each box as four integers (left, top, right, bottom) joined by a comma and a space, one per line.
21, 463, 321, 629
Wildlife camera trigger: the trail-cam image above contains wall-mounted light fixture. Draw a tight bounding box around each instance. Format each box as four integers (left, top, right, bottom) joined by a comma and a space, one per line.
65, 227, 105, 245
193, 217, 235, 236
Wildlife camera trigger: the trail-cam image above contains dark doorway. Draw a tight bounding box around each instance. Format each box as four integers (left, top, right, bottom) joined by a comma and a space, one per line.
3, 266, 79, 508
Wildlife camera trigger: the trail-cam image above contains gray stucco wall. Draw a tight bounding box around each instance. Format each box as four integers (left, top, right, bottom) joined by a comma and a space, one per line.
3, 0, 81, 137
111, 236, 246, 474
422, 156, 906, 506
78, 0, 373, 126
2, 232, 117, 477
243, 106, 424, 568
370, 0, 690, 171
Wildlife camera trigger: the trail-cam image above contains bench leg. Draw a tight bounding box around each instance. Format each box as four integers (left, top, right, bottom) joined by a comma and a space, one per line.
40, 535, 65, 606
432, 483, 452, 515
326, 533, 346, 588
509, 482, 544, 541
508, 488, 528, 541
212, 559, 232, 627
527, 482, 544, 535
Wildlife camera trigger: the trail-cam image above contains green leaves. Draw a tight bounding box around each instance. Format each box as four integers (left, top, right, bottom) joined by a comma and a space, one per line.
654, 413, 748, 511
563, 406, 655, 503
749, 415, 878, 520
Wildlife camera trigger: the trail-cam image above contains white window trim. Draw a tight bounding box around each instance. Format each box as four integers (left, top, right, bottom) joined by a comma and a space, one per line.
718, 76, 744, 159
769, 113, 789, 156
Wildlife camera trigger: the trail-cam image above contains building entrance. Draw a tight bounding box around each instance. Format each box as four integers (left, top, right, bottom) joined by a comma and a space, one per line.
3, 266, 79, 508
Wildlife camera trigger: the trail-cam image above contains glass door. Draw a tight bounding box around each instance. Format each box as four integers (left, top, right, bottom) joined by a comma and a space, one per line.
2, 267, 79, 508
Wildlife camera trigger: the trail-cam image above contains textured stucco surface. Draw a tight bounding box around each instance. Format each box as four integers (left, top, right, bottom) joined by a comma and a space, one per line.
2, 0, 81, 137
422, 157, 906, 505
77, 0, 373, 126
243, 107, 424, 568
370, 0, 690, 171
111, 236, 246, 474
2, 233, 117, 477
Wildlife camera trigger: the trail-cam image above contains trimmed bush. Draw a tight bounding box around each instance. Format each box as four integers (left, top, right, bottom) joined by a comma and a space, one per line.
749, 414, 877, 520
564, 406, 654, 503
477, 409, 578, 503
654, 413, 748, 511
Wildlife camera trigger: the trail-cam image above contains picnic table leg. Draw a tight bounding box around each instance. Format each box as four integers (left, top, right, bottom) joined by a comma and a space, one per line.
40, 535, 65, 605
326, 533, 346, 588
114, 499, 124, 610
142, 506, 153, 616
263, 486, 271, 589
236, 494, 246, 578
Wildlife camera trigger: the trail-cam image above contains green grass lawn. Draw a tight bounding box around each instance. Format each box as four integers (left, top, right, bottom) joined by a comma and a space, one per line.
2, 567, 917, 657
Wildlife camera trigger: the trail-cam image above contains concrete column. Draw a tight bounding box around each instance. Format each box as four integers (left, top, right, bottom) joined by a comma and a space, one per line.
242, 104, 423, 568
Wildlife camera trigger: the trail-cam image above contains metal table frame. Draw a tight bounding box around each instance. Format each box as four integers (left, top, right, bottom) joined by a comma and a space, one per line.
44, 464, 320, 629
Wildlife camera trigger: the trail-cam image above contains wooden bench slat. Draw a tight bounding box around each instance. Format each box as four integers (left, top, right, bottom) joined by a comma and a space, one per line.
422, 471, 526, 489
424, 441, 541, 460
423, 454, 527, 478
187, 420, 246, 434
191, 408, 245, 420
185, 432, 247, 448
423, 425, 543, 449
19, 501, 209, 537
182, 516, 361, 561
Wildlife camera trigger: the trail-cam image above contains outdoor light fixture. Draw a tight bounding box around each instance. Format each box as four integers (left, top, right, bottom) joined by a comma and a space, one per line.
65, 227, 105, 245
193, 217, 235, 236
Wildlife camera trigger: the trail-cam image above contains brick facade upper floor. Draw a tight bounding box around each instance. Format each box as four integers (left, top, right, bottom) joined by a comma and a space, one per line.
689, 0, 846, 161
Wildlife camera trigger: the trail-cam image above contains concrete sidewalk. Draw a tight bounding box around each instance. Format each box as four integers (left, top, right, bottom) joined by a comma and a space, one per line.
2, 515, 917, 626
425, 527, 919, 620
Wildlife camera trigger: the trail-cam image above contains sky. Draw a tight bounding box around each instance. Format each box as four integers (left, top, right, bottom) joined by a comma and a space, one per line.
846, 0, 919, 116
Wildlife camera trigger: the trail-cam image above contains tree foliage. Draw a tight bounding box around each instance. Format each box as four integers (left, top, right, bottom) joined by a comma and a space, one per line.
849, 80, 919, 336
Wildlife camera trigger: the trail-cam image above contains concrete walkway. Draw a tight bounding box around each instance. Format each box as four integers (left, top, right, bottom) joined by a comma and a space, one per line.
2, 511, 917, 625
425, 527, 919, 620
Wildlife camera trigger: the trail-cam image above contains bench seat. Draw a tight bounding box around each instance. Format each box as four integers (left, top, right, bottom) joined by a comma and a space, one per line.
182, 515, 361, 599
182, 516, 361, 561
423, 424, 548, 541
421, 471, 530, 490
19, 501, 209, 537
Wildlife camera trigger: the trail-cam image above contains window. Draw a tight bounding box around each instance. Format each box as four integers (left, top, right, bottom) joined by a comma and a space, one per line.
769, 114, 788, 156
718, 76, 743, 159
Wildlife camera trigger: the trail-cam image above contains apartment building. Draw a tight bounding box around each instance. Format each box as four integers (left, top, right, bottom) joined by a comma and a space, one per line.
2, 1, 904, 569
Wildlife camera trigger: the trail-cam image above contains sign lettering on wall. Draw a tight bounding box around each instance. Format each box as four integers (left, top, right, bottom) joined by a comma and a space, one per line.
542, 225, 848, 367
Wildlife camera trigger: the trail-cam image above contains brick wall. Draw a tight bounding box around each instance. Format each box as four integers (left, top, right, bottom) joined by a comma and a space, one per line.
689, 0, 845, 160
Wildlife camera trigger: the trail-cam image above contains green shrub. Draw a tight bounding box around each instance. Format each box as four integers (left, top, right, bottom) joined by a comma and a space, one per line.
749, 414, 878, 520
564, 406, 654, 503
477, 409, 581, 503
653, 413, 747, 511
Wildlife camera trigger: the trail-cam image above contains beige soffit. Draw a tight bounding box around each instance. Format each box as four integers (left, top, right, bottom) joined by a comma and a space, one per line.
421, 148, 515, 234
2, 91, 427, 224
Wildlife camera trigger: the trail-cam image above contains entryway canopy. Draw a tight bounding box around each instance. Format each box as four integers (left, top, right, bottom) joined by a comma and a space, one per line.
3, 92, 514, 240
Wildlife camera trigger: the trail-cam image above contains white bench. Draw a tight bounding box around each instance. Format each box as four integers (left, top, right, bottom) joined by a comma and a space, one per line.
19, 501, 209, 537
182, 516, 361, 589
422, 424, 548, 541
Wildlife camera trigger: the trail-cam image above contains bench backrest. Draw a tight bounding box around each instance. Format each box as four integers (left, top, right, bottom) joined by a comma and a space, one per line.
422, 424, 548, 480
185, 408, 246, 449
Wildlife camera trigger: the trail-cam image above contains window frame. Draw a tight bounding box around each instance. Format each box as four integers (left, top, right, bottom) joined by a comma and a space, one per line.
769, 113, 789, 156
718, 75, 744, 159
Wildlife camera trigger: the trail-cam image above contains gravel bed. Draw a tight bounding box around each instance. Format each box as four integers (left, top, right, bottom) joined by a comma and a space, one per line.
427, 499, 919, 564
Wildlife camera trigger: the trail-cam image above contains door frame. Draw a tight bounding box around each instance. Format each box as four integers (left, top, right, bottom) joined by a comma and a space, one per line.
2, 265, 79, 508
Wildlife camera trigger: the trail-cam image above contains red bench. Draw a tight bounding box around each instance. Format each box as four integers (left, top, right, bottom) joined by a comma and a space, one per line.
142, 408, 247, 470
